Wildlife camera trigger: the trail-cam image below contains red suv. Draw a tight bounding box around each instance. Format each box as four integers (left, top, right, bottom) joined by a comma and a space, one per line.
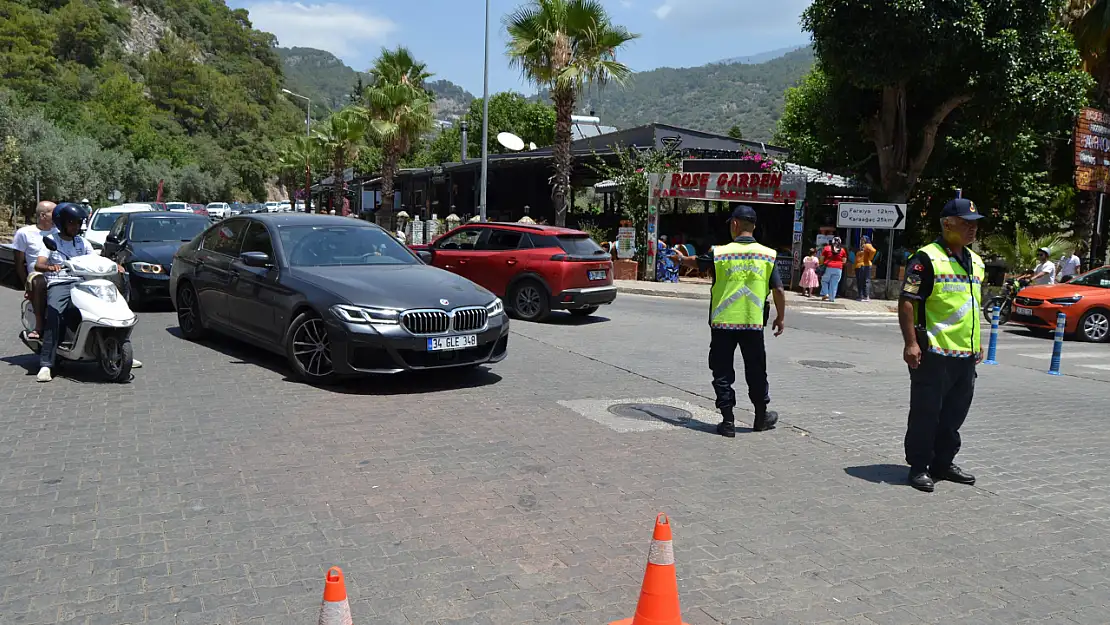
413, 222, 616, 322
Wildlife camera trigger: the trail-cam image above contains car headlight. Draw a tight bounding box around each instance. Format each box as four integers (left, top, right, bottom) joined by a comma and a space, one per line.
130, 262, 165, 274
331, 304, 400, 325
76, 282, 118, 303
486, 297, 504, 317
1048, 295, 1083, 305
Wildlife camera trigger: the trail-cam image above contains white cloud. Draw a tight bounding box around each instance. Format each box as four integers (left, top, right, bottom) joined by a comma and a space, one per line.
653, 3, 672, 19
649, 0, 809, 34
244, 1, 396, 62
620, 0, 634, 7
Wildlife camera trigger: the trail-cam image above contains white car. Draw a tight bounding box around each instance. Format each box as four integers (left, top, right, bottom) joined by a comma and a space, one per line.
206, 202, 231, 219
166, 202, 192, 213
264, 201, 282, 213
85, 204, 155, 247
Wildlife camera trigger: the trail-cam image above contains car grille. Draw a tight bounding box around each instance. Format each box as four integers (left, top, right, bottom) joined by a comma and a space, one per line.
1016, 297, 1044, 306
401, 310, 450, 334
452, 307, 488, 332
400, 307, 488, 335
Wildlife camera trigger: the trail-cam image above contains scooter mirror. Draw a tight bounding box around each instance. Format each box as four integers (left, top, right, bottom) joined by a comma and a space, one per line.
41, 237, 58, 252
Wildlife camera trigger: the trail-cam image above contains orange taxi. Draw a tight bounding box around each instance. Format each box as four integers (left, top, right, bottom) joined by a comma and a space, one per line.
1009, 265, 1110, 342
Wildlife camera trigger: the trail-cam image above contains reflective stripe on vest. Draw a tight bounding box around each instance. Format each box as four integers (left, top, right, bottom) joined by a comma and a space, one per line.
918, 243, 985, 357
709, 241, 775, 329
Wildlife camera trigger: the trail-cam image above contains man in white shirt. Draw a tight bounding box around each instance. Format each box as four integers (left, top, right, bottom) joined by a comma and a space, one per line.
12, 201, 56, 339
1030, 247, 1056, 286
1058, 248, 1082, 281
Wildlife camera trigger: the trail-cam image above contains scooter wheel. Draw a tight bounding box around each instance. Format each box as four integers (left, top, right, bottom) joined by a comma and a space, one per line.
100, 336, 133, 383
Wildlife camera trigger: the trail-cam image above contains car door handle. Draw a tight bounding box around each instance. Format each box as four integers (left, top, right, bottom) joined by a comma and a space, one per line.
458, 259, 469, 265
506, 258, 518, 266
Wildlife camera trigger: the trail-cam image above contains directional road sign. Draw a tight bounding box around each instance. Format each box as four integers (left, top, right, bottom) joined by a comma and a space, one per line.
836, 202, 906, 230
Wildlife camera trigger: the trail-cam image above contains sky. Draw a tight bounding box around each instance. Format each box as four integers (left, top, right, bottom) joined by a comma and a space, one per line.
232, 0, 813, 95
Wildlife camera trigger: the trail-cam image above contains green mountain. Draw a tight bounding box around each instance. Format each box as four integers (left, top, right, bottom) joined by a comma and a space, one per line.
567, 46, 816, 142
276, 47, 475, 119
0, 0, 306, 206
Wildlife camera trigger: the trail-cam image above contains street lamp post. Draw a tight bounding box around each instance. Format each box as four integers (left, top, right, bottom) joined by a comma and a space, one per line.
282, 88, 313, 213
479, 0, 490, 223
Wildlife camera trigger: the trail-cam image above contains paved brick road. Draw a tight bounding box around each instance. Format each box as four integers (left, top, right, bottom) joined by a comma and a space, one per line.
1, 287, 1109, 625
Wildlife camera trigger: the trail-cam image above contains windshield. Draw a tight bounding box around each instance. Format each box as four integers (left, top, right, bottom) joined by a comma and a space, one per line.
557, 235, 607, 256
279, 225, 419, 267
90, 212, 121, 231
1070, 267, 1110, 288
129, 218, 208, 242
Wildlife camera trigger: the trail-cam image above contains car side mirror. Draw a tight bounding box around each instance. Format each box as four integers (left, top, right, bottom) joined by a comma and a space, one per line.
417, 250, 433, 264
41, 237, 57, 252
1060, 275, 1074, 283
106, 234, 119, 244
239, 251, 273, 268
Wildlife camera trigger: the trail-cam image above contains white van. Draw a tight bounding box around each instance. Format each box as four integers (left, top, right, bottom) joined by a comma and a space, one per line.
86, 204, 155, 247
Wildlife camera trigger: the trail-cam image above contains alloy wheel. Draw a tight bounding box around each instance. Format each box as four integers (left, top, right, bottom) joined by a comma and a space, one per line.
516, 286, 542, 319
1084, 312, 1109, 342
178, 287, 198, 334
292, 318, 333, 377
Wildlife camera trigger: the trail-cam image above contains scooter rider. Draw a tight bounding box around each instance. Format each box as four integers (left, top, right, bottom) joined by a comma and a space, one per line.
34, 203, 141, 382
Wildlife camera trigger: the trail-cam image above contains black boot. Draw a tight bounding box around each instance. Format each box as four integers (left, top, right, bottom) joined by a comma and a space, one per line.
753, 404, 778, 432
716, 408, 736, 438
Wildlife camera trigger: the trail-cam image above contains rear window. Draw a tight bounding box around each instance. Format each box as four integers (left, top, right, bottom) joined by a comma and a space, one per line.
556, 235, 606, 256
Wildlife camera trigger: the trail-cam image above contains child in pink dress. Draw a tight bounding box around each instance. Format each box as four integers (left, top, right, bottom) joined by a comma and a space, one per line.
800, 248, 820, 297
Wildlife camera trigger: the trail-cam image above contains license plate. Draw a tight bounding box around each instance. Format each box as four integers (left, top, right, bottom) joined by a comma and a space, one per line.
1015, 306, 1033, 316
588, 270, 607, 281
427, 334, 478, 351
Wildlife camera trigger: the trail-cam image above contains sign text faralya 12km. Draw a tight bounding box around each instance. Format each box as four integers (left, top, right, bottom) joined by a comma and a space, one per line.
836, 202, 906, 230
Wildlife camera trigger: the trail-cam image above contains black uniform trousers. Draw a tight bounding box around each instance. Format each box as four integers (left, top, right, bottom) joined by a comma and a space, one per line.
709, 328, 771, 411
904, 349, 976, 471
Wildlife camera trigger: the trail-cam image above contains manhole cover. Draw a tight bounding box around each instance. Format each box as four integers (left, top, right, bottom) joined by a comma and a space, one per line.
798, 360, 856, 369
608, 403, 694, 424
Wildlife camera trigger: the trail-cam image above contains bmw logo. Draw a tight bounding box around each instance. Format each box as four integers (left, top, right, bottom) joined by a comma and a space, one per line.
440, 298, 450, 306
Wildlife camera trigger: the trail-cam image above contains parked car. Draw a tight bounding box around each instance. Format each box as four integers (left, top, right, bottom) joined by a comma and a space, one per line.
189, 204, 208, 217
85, 204, 156, 248
206, 202, 231, 219
265, 201, 282, 213
169, 214, 509, 383
166, 202, 192, 213
149, 201, 169, 211
410, 222, 615, 322
1009, 265, 1110, 343
102, 212, 211, 306
278, 201, 292, 212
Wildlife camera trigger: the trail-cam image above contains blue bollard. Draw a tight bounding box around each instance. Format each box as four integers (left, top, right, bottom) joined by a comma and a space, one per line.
984, 305, 1000, 365
1048, 311, 1066, 375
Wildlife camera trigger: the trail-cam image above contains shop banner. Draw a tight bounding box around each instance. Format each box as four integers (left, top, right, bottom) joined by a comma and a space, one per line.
649, 170, 807, 203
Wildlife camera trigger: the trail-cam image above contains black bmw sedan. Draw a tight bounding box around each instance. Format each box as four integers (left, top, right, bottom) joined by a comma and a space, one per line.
168, 214, 509, 383
102, 211, 212, 306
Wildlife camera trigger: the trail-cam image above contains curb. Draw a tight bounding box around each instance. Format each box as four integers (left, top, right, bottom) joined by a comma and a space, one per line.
616, 286, 858, 311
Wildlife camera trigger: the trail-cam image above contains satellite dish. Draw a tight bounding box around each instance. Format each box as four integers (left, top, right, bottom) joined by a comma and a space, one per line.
497, 132, 525, 151
528, 142, 538, 150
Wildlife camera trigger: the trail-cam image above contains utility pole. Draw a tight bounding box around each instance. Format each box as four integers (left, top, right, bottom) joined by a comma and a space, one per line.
479, 0, 490, 222
282, 89, 313, 213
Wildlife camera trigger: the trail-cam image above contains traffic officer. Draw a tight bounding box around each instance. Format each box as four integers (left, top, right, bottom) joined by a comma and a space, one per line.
898, 198, 985, 492
697, 205, 786, 437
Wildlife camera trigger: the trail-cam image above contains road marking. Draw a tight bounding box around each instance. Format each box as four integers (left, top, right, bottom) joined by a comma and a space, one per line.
1078, 364, 1110, 371
1019, 353, 1108, 359
859, 322, 898, 327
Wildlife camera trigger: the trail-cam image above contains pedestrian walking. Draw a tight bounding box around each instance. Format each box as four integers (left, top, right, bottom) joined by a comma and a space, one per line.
820, 237, 847, 302
898, 198, 986, 492
855, 236, 877, 301
1057, 246, 1082, 282
799, 248, 820, 297
696, 205, 786, 437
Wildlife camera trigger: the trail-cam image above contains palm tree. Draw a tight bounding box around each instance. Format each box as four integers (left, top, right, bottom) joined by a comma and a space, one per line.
313, 108, 368, 215
983, 227, 1073, 274
277, 135, 321, 211
363, 81, 434, 225
368, 46, 433, 91
505, 0, 638, 227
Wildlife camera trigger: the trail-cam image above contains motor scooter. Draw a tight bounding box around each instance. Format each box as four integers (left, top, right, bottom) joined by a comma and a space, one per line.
18, 238, 136, 382
982, 277, 1028, 325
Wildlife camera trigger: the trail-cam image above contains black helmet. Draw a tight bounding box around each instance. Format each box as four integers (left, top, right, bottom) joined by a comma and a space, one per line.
53, 202, 86, 230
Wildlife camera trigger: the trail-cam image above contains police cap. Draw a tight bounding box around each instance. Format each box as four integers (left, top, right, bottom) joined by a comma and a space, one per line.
729, 205, 758, 223
940, 198, 984, 221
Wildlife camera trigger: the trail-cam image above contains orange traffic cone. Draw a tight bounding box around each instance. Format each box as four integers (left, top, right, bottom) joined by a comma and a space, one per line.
610, 513, 690, 625
318, 566, 353, 625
